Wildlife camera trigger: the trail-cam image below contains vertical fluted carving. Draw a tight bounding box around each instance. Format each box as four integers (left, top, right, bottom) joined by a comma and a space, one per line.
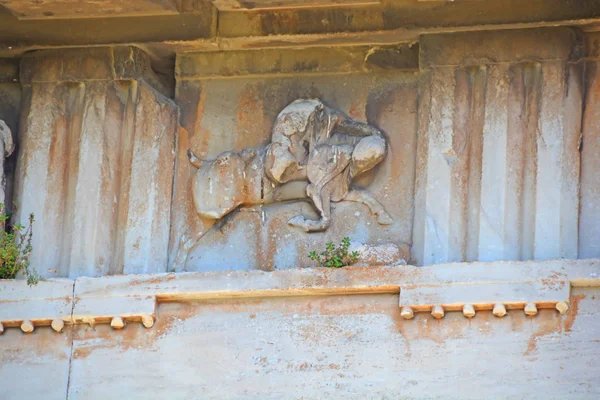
414, 28, 583, 265
13, 48, 177, 277
580, 33, 600, 259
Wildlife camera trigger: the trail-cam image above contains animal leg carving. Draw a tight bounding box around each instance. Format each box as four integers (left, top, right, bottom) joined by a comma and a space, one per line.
288, 144, 350, 232
342, 188, 393, 225
288, 183, 332, 232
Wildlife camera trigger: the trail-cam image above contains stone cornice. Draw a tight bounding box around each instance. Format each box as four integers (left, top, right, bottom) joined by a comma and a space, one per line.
19, 46, 173, 98
420, 27, 583, 68
175, 44, 419, 80
0, 258, 598, 334
2, 1, 600, 63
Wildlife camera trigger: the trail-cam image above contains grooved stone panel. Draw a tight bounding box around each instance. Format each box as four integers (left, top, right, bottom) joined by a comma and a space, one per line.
13, 47, 177, 278
413, 28, 583, 265
580, 56, 600, 259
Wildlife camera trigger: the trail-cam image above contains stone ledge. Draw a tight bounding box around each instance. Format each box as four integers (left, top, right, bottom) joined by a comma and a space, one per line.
399, 280, 571, 320
176, 44, 418, 80
0, 279, 73, 331
0, 258, 598, 332
420, 27, 583, 68
20, 46, 172, 97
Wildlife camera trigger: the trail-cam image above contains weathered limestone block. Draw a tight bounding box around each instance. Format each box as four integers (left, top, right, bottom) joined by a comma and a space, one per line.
13, 47, 177, 278
413, 28, 583, 265
0, 325, 72, 400
580, 32, 600, 259
0, 0, 210, 20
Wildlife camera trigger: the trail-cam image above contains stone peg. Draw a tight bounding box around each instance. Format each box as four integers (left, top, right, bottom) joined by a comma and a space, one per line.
493, 303, 507, 318
400, 306, 414, 320
462, 304, 476, 318
524, 303, 538, 316
51, 319, 65, 332
21, 320, 34, 333
431, 305, 445, 319
555, 301, 569, 315
141, 314, 154, 328
110, 317, 125, 330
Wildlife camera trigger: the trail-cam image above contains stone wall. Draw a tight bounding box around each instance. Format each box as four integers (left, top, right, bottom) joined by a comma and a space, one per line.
1, 259, 599, 399
1, 28, 599, 276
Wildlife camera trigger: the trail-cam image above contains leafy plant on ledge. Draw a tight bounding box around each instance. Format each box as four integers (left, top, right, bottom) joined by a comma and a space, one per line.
0, 204, 40, 286
308, 237, 359, 268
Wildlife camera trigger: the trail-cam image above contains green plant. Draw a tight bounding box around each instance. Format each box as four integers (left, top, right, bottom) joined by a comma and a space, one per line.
0, 204, 40, 285
308, 237, 359, 268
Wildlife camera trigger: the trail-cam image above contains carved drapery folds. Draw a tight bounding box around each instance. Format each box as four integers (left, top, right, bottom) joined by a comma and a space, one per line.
413, 28, 584, 265
13, 47, 177, 278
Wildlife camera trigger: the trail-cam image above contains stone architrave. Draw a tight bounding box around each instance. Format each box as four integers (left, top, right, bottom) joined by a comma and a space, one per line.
172, 99, 393, 270
13, 47, 178, 278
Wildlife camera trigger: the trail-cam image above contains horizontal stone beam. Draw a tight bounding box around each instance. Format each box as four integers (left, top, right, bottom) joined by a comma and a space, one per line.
176, 44, 418, 79
0, 0, 210, 20
0, 279, 73, 331
20, 46, 171, 97
72, 296, 156, 328
2, 1, 600, 60
0, 258, 598, 333
420, 27, 583, 67
74, 258, 600, 300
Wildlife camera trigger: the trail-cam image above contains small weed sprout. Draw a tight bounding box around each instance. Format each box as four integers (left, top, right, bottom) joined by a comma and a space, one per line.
0, 204, 40, 286
308, 237, 359, 268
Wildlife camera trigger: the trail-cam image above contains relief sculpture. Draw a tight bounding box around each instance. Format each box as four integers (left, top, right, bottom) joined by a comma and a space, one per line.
173, 99, 392, 270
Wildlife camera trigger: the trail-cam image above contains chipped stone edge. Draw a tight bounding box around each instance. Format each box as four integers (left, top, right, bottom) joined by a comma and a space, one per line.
0, 258, 598, 333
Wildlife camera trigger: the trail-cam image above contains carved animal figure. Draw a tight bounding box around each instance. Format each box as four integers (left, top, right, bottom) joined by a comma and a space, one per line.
172, 99, 392, 270
264, 99, 392, 231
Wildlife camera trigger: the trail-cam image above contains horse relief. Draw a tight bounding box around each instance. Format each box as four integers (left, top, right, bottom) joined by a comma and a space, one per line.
173, 99, 392, 270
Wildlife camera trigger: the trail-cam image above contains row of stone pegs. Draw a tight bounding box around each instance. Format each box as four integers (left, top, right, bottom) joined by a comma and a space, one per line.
110, 315, 155, 330
0, 319, 65, 334
0, 315, 155, 334
399, 301, 570, 320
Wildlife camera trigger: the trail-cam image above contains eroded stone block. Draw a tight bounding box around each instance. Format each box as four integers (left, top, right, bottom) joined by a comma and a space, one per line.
413, 28, 583, 265
13, 47, 177, 278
